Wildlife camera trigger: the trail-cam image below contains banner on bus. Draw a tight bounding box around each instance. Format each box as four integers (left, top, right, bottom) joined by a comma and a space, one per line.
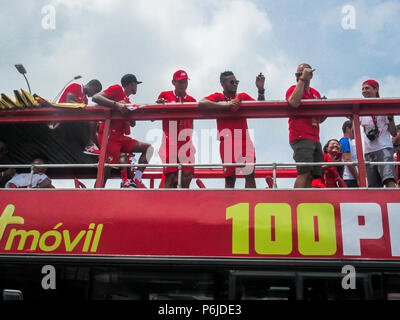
0, 190, 399, 260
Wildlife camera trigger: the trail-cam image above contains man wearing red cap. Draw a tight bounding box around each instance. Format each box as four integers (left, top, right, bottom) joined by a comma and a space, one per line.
156, 70, 196, 188
360, 79, 397, 188
92, 74, 154, 188
286, 63, 325, 188
199, 71, 265, 188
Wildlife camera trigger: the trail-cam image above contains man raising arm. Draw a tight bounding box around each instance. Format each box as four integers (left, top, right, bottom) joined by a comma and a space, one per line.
199, 71, 265, 188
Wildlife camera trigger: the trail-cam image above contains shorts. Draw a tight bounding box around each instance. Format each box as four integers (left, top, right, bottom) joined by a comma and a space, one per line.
365, 147, 395, 187
97, 133, 137, 164
290, 139, 323, 177
159, 142, 195, 174
220, 138, 256, 177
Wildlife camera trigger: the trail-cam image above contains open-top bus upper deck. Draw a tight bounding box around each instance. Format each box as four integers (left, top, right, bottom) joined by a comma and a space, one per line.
0, 97, 399, 300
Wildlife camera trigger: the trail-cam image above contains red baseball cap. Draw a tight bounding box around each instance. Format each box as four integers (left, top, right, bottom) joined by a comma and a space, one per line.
363, 79, 379, 90
173, 70, 189, 81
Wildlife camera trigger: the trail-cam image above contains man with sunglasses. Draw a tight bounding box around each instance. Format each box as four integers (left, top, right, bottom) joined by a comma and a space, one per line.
199, 71, 265, 188
156, 70, 197, 188
360, 79, 397, 188
286, 63, 325, 188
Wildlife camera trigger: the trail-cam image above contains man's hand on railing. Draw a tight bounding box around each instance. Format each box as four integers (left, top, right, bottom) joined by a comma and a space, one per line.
156, 98, 167, 104
116, 101, 129, 114
229, 98, 241, 112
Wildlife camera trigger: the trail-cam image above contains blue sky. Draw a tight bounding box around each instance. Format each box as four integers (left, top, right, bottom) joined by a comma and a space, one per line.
0, 0, 399, 188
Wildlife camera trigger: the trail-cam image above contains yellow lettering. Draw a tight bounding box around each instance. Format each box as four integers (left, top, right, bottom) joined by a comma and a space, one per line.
63, 230, 86, 252
297, 203, 337, 256
254, 203, 292, 255
5, 229, 40, 251
226, 203, 249, 254
0, 204, 24, 243
39, 223, 62, 252
82, 223, 95, 252
90, 224, 103, 252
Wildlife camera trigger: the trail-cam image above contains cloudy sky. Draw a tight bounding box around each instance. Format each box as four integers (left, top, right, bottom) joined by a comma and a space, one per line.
1, 0, 399, 188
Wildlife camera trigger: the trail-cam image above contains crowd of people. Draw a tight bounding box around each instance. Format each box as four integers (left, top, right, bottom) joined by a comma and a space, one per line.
1, 63, 399, 189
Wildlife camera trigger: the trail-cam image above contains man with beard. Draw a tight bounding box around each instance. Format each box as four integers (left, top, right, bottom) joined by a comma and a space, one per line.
199, 71, 265, 188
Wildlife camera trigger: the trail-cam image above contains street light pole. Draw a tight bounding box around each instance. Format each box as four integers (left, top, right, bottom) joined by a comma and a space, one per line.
15, 64, 31, 94
53, 75, 82, 102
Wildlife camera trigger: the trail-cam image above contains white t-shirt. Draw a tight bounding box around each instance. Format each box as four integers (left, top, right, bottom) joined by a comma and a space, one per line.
360, 116, 393, 153
5, 173, 48, 188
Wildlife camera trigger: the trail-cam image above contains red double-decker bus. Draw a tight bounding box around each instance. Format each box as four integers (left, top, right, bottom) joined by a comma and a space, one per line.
0, 97, 399, 300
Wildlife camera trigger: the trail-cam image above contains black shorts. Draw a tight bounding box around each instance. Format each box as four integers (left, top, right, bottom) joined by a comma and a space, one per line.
290, 139, 323, 177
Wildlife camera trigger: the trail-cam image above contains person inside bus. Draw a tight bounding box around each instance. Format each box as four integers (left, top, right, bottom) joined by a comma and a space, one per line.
198, 71, 265, 189
92, 74, 154, 188
360, 79, 398, 188
286, 63, 326, 188
5, 157, 55, 188
0, 139, 16, 188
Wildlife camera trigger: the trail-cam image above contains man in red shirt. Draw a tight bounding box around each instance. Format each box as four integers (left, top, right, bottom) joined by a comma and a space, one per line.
156, 70, 196, 188
92, 74, 154, 188
50, 80, 103, 156
286, 63, 325, 188
199, 71, 265, 188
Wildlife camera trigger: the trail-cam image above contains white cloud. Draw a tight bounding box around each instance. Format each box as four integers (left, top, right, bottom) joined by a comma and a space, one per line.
327, 74, 400, 98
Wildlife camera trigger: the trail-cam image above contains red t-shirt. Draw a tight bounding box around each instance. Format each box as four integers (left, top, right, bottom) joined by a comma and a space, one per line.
157, 90, 196, 147
312, 153, 345, 188
98, 84, 131, 136
204, 92, 254, 141
59, 83, 88, 104
286, 85, 321, 143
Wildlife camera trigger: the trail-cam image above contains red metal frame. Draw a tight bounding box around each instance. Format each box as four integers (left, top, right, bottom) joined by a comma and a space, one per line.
1, 98, 399, 188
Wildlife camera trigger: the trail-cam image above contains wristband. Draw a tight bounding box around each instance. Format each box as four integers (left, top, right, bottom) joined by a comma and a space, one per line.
298, 78, 306, 83
258, 89, 265, 94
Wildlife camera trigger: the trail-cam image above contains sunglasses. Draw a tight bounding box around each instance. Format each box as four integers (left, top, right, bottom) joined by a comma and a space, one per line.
229, 80, 240, 85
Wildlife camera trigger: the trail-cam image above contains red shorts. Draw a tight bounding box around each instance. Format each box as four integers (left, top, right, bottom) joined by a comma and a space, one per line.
159, 142, 195, 174
220, 138, 256, 177
98, 133, 137, 164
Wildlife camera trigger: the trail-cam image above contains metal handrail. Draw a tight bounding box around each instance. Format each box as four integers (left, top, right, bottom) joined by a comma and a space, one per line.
1, 160, 397, 189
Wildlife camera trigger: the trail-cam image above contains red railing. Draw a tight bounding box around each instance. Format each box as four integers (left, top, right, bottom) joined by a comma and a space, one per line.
1, 98, 399, 188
